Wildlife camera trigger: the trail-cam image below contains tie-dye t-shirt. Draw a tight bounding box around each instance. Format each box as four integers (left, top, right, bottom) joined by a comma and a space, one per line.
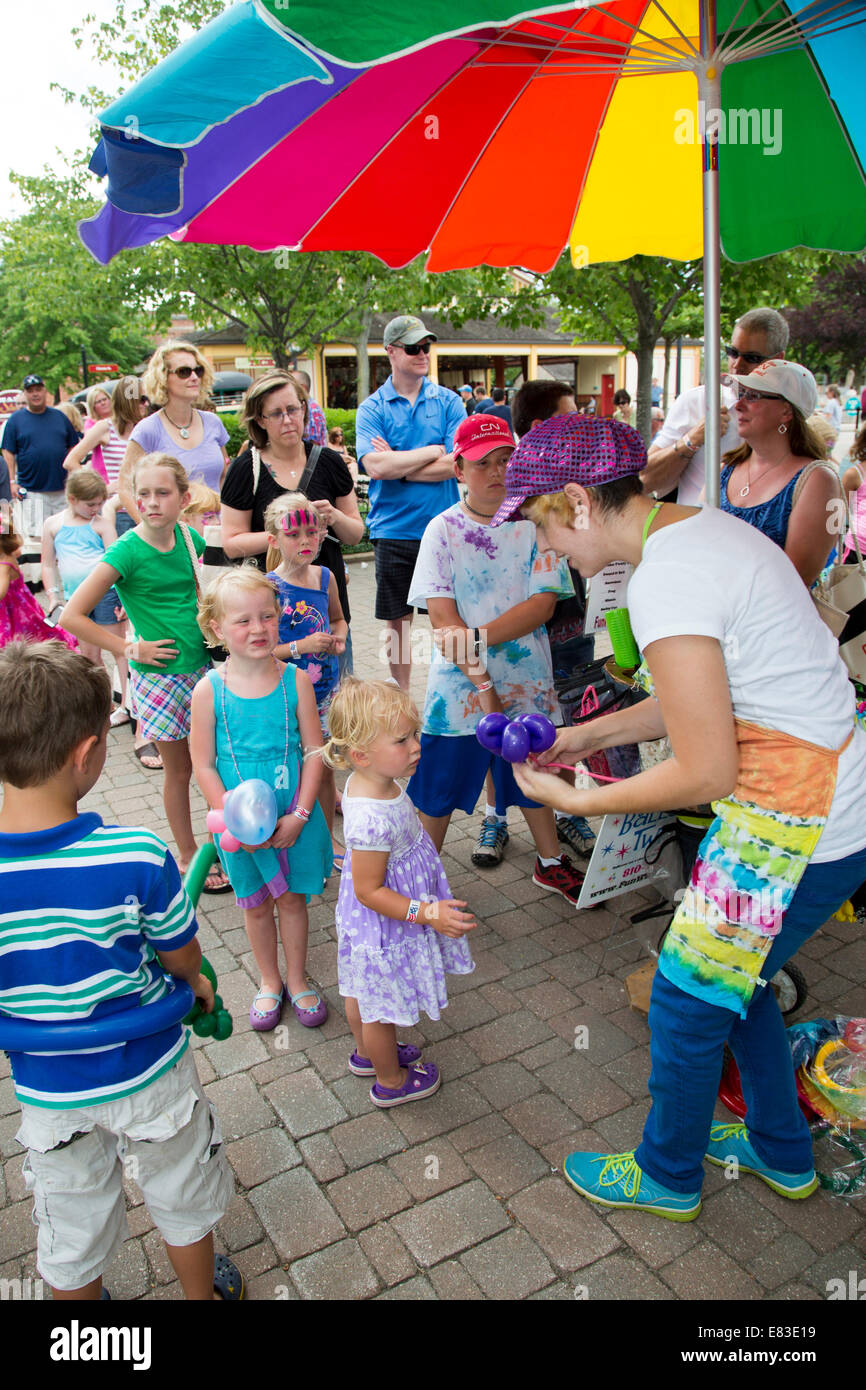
408, 503, 573, 736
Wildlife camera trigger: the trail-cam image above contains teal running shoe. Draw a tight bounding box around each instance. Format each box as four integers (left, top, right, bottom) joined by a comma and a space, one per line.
562, 1149, 701, 1221
705, 1122, 818, 1198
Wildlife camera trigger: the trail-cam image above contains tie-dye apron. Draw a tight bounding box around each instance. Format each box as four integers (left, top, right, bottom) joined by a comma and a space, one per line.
635, 501, 853, 1017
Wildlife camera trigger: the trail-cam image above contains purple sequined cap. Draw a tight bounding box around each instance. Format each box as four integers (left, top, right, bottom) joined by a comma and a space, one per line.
491, 414, 646, 527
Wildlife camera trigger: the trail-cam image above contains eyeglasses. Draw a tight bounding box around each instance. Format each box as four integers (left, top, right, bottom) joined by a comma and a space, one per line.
733, 387, 785, 403
262, 405, 304, 422
725, 346, 770, 366
397, 341, 432, 356
170, 365, 206, 379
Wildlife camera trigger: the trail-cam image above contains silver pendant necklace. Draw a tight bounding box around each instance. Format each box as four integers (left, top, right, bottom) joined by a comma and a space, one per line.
163, 407, 195, 440
738, 452, 791, 498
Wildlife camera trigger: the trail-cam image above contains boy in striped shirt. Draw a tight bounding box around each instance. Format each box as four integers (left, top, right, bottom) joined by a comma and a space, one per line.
0, 641, 241, 1301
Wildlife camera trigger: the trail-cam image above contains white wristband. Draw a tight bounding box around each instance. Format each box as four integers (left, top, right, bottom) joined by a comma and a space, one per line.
124, 641, 141, 662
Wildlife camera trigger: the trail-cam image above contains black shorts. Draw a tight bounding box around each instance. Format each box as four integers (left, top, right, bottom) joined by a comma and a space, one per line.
372, 538, 428, 621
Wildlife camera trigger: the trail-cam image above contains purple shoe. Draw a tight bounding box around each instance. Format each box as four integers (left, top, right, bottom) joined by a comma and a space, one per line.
249, 987, 284, 1031
370, 1063, 441, 1108
349, 1042, 422, 1076
289, 987, 328, 1028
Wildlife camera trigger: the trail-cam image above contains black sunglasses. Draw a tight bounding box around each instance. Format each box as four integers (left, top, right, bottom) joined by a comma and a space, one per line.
398, 341, 432, 356
170, 364, 206, 379
725, 346, 769, 366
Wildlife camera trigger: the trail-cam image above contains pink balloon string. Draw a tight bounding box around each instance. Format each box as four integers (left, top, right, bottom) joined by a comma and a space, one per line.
529, 758, 624, 783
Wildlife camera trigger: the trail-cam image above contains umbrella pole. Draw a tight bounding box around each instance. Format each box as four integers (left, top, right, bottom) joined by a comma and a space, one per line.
699, 0, 722, 509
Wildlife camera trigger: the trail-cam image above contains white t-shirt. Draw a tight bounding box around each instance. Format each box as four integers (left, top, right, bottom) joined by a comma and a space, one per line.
627, 506, 866, 862
650, 385, 739, 505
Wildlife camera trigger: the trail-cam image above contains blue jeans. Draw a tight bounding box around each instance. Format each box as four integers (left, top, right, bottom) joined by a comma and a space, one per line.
634, 844, 866, 1193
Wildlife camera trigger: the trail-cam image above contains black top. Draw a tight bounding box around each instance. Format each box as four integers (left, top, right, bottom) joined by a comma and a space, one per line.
221, 441, 354, 622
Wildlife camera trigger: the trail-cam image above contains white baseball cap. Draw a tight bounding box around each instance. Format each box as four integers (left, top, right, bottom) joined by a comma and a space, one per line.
732, 360, 818, 417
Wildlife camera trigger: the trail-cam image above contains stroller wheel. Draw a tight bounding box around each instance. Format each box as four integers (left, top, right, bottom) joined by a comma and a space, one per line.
771, 962, 808, 1016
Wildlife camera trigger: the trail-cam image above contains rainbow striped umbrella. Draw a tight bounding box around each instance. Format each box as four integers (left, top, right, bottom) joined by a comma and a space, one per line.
79, 0, 866, 494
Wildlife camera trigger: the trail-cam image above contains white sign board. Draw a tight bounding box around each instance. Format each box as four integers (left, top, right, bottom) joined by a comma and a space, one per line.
576, 809, 676, 910
584, 560, 633, 635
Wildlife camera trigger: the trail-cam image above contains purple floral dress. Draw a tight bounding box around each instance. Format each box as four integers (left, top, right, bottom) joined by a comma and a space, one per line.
337, 782, 475, 1025
0, 563, 77, 650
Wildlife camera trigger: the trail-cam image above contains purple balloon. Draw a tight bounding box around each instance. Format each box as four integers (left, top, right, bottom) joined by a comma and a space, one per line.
501, 722, 531, 763
517, 714, 557, 753
476, 712, 509, 753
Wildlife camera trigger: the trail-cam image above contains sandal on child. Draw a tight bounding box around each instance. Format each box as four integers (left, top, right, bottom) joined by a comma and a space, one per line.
332, 852, 345, 874
249, 987, 284, 1031
349, 1041, 422, 1076
370, 1063, 441, 1108
213, 1253, 245, 1301
289, 987, 328, 1028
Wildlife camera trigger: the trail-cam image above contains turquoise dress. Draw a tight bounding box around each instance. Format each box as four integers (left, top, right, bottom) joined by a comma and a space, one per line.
208, 665, 332, 906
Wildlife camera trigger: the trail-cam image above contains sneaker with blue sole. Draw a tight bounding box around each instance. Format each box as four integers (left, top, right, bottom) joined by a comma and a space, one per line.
705, 1122, 818, 1198
555, 814, 596, 857
562, 1149, 702, 1221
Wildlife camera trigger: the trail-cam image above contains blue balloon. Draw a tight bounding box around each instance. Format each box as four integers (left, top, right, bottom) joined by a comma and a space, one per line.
223, 778, 278, 846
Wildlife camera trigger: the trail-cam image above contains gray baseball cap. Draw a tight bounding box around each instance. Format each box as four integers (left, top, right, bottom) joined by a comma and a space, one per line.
383, 315, 437, 348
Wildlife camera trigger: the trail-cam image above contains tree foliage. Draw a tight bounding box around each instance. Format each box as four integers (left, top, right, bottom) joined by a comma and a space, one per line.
0, 173, 157, 393
784, 257, 866, 382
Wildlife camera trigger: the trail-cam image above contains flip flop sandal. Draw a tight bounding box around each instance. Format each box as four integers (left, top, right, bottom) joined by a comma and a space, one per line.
134, 742, 164, 770
109, 708, 131, 727
289, 987, 328, 1028
332, 852, 345, 874
202, 868, 233, 894
370, 1063, 441, 1108
213, 1253, 244, 1301
250, 987, 284, 1031
349, 1041, 422, 1076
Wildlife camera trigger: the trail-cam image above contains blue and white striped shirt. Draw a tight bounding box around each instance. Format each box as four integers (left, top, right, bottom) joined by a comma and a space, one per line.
0, 814, 197, 1109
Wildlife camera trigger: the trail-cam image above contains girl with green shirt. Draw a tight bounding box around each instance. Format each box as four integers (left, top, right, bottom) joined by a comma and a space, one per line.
62, 452, 229, 892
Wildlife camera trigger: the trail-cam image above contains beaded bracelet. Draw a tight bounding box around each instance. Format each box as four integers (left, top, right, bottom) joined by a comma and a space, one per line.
405, 899, 422, 923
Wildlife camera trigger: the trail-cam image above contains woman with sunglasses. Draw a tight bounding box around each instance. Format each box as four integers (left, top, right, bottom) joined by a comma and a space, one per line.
721, 361, 837, 586
116, 342, 230, 523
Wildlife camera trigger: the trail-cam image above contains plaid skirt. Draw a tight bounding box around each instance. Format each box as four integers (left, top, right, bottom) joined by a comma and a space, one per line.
129, 665, 210, 743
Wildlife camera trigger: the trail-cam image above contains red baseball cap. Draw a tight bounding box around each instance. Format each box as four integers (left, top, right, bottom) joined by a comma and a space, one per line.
453, 413, 515, 461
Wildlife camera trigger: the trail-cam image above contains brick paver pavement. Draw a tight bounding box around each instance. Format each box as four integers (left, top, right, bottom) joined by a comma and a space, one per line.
2, 558, 865, 1302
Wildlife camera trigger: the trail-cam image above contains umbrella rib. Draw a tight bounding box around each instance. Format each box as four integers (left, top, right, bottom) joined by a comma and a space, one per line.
644, 0, 704, 59
584, 2, 702, 61
727, 11, 866, 61
723, 2, 866, 61
719, 0, 861, 59
717, 0, 758, 49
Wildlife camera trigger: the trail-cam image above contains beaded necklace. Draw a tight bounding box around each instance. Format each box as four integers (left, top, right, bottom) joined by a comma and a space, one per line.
220, 656, 290, 783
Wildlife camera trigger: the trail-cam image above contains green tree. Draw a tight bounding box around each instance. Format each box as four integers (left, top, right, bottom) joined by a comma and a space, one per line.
0, 173, 157, 394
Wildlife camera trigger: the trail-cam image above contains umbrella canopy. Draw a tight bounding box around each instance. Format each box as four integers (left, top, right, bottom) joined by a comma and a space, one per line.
78, 0, 866, 504
80, 0, 866, 271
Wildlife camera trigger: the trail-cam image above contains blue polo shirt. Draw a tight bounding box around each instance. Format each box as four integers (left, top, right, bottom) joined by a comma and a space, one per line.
2, 408, 79, 493
356, 376, 464, 540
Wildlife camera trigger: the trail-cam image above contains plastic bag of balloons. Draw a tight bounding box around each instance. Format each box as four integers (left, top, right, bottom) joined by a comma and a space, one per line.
811, 1121, 866, 1198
